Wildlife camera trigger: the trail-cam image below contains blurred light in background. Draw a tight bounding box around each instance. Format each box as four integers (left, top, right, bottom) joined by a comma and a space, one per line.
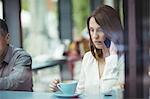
0, 0, 3, 19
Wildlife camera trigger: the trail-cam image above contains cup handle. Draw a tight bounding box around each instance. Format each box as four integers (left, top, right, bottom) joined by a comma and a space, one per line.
57, 84, 63, 92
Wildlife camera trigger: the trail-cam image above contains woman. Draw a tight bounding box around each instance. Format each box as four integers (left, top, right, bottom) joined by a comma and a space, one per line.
50, 5, 124, 95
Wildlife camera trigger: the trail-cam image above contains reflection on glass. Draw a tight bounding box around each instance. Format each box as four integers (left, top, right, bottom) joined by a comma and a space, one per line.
148, 67, 150, 76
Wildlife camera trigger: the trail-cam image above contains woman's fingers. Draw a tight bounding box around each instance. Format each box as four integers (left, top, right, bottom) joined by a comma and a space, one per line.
49, 83, 58, 92
102, 41, 118, 57
50, 85, 58, 92
102, 42, 110, 57
109, 41, 117, 55
49, 79, 60, 92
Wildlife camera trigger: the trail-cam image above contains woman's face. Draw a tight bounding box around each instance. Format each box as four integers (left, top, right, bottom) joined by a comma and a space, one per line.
89, 17, 105, 49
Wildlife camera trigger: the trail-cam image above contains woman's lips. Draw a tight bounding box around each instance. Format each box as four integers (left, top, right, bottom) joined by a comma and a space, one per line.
94, 41, 102, 45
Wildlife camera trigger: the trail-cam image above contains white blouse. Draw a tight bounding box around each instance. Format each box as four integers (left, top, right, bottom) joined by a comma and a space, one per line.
76, 51, 124, 95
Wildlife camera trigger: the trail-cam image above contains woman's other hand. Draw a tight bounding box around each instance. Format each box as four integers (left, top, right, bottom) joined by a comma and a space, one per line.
49, 79, 60, 92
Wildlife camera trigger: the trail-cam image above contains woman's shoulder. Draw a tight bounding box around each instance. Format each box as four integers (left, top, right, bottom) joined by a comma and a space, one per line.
84, 51, 92, 56
83, 51, 93, 58
81, 51, 95, 69
82, 51, 95, 63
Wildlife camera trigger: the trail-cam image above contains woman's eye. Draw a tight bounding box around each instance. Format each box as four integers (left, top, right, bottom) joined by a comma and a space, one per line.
90, 28, 94, 32
97, 28, 103, 32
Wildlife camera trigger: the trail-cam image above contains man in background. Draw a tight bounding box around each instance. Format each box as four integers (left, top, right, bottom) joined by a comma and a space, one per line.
0, 19, 32, 91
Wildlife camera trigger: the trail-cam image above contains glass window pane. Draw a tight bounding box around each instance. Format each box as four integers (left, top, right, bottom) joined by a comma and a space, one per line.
21, 0, 59, 92
21, 0, 59, 57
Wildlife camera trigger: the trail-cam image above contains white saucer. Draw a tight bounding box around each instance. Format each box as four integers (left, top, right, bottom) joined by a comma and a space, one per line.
54, 92, 80, 98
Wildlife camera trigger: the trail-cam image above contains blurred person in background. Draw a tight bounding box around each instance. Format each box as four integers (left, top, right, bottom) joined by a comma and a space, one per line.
63, 41, 82, 79
0, 19, 33, 91
50, 5, 124, 95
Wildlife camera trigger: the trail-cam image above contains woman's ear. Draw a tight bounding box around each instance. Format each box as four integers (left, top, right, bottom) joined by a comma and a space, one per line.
5, 33, 10, 44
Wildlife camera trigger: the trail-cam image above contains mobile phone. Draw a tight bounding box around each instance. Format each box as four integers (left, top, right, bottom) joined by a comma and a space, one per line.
104, 38, 111, 48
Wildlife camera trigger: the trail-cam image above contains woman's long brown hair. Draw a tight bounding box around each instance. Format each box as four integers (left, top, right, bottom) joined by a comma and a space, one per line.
87, 5, 123, 60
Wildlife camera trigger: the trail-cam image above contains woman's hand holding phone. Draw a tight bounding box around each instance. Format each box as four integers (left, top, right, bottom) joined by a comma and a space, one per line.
102, 42, 110, 58
102, 40, 117, 57
109, 41, 117, 55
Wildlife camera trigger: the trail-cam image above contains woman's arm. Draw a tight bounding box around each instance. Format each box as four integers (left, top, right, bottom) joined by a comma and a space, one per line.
101, 54, 125, 94
100, 55, 118, 93
116, 54, 125, 88
76, 52, 90, 94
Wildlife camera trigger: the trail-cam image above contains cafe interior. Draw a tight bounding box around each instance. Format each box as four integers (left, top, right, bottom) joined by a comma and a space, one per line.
0, 0, 150, 98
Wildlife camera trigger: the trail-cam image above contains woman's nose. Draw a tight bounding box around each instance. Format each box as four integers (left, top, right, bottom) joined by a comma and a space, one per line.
93, 31, 104, 40
93, 31, 99, 38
